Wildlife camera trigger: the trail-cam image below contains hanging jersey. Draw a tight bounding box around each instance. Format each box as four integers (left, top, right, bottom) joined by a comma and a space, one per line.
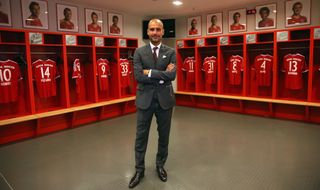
0, 60, 22, 103
119, 58, 131, 88
72, 58, 83, 94
226, 55, 243, 85
252, 54, 273, 86
282, 53, 308, 90
32, 59, 58, 98
202, 56, 217, 85
97, 58, 111, 91
182, 57, 196, 83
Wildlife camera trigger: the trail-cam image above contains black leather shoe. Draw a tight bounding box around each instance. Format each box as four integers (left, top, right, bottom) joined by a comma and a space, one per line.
156, 166, 167, 182
128, 171, 144, 188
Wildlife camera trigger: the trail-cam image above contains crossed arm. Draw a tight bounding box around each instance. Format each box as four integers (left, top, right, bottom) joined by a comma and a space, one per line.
133, 50, 176, 84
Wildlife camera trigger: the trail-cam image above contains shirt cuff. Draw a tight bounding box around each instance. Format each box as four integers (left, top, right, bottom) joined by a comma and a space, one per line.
148, 69, 152, 77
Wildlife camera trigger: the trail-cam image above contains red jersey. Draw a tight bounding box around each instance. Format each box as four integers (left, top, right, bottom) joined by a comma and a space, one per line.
258, 19, 274, 27
110, 25, 120, 34
252, 54, 273, 86
119, 58, 131, 88
32, 59, 58, 98
72, 59, 83, 94
282, 53, 308, 90
189, 29, 198, 35
226, 55, 243, 85
97, 58, 111, 91
230, 24, 245, 31
60, 20, 74, 30
0, 60, 22, 103
202, 56, 217, 84
26, 17, 42, 27
208, 26, 221, 33
182, 57, 196, 83
288, 16, 307, 24
88, 24, 101, 32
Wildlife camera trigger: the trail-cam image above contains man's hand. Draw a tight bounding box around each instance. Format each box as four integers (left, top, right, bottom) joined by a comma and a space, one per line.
166, 63, 175, 72
143, 69, 149, 75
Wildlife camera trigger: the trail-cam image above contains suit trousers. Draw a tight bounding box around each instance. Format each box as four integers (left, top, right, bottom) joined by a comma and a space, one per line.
135, 98, 173, 172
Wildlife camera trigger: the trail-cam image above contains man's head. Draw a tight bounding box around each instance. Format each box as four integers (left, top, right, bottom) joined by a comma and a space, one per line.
29, 1, 40, 17
211, 15, 217, 24
292, 2, 303, 15
112, 15, 119, 25
91, 12, 98, 23
191, 19, 197, 28
233, 12, 241, 23
259, 7, 270, 19
147, 19, 164, 45
63, 8, 72, 20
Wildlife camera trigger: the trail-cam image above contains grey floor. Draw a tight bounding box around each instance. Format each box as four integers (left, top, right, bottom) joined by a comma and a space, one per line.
0, 106, 320, 190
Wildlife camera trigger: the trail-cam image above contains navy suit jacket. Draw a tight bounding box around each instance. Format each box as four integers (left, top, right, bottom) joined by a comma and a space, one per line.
133, 44, 176, 110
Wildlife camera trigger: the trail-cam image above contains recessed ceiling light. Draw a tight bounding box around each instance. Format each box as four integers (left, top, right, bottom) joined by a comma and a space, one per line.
172, 0, 183, 6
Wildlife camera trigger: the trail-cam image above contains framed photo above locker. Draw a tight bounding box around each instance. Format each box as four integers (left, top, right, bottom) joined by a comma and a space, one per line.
187, 15, 201, 37
255, 3, 277, 30
108, 12, 123, 36
228, 8, 247, 33
206, 13, 223, 35
0, 0, 11, 26
57, 3, 78, 32
21, 0, 48, 29
285, 0, 310, 27
85, 8, 103, 34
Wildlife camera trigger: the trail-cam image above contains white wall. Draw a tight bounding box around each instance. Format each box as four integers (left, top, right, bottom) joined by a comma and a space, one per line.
8, 0, 145, 46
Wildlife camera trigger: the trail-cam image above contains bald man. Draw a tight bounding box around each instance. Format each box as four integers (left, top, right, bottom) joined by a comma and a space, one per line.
129, 18, 176, 188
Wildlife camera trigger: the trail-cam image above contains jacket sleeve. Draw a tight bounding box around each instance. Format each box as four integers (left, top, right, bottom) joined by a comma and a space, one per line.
133, 48, 155, 84
149, 50, 176, 81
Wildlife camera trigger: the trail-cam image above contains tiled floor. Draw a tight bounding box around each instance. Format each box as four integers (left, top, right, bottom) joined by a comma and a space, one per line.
0, 106, 320, 190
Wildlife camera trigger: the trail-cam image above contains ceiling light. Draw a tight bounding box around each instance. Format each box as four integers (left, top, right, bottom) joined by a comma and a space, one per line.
173, 0, 183, 6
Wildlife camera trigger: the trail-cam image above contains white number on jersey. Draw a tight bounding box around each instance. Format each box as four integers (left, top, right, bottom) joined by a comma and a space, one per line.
40, 67, 50, 78
232, 61, 237, 72
0, 69, 12, 82
121, 64, 128, 74
101, 65, 106, 74
189, 61, 194, 71
208, 61, 214, 71
289, 60, 298, 72
260, 60, 266, 71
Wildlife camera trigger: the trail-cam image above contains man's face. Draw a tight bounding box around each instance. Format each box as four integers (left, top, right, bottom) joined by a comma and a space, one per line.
191, 19, 197, 28
113, 17, 118, 25
65, 10, 72, 20
293, 3, 302, 15
31, 5, 40, 16
233, 13, 240, 23
211, 16, 217, 24
260, 10, 268, 19
147, 21, 164, 44
92, 14, 98, 23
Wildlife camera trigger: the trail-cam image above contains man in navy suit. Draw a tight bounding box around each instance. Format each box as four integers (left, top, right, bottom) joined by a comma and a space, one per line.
129, 18, 176, 188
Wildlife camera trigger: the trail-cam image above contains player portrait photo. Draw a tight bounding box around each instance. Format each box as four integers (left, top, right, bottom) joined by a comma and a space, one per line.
228, 8, 246, 33
0, 0, 11, 26
85, 8, 103, 34
21, 0, 48, 29
187, 16, 201, 37
57, 3, 78, 32
108, 12, 123, 36
285, 0, 310, 27
255, 3, 277, 30
206, 12, 222, 35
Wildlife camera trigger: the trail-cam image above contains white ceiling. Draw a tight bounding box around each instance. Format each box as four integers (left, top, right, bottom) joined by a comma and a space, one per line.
64, 0, 262, 16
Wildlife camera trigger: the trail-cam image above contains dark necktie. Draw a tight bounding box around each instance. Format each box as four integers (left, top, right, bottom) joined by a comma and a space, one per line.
153, 46, 158, 63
